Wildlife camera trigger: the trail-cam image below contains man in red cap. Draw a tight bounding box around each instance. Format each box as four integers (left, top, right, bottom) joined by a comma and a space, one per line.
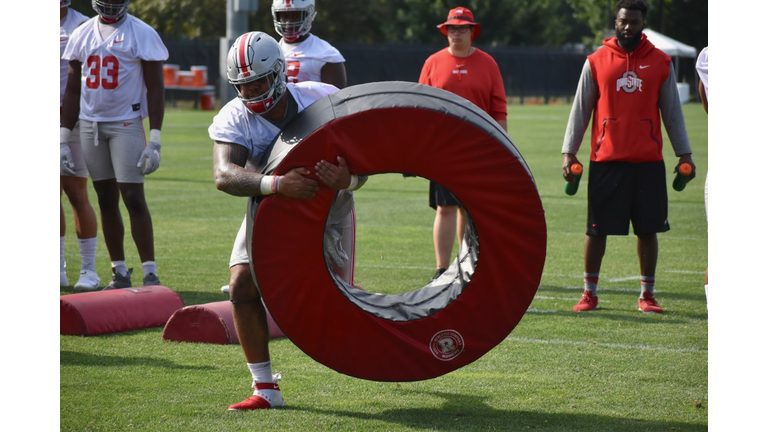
418, 6, 508, 281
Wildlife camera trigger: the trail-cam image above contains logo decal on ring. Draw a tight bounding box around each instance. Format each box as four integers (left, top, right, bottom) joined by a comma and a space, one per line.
429, 329, 465, 361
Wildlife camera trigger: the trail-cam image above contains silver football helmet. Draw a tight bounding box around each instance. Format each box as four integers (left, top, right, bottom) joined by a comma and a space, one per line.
226, 32, 287, 115
271, 0, 317, 42
92, 0, 130, 23
61, 0, 72, 7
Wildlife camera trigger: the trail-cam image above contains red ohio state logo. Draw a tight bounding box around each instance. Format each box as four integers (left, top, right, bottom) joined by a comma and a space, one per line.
429, 330, 465, 361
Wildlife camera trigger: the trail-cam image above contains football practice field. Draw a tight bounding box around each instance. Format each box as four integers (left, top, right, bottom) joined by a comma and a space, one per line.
60, 102, 708, 431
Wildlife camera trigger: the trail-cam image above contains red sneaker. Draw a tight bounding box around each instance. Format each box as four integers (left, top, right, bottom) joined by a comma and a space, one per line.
228, 381, 284, 411
573, 291, 598, 311
638, 292, 664, 313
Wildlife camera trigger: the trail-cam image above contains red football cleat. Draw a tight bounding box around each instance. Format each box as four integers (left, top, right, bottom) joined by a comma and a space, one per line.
228, 381, 284, 411
573, 291, 598, 312
638, 292, 664, 313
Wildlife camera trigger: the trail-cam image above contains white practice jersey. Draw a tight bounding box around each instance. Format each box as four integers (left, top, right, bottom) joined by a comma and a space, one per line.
60, 8, 90, 106
696, 47, 708, 99
62, 14, 168, 122
208, 82, 338, 165
279, 34, 345, 84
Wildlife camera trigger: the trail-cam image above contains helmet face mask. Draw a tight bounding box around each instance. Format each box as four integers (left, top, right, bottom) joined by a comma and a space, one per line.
271, 0, 317, 42
227, 32, 287, 115
92, 0, 130, 23
61, 0, 72, 8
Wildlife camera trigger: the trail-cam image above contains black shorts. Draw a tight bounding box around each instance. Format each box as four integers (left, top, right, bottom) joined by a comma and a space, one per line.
429, 181, 461, 209
586, 161, 670, 236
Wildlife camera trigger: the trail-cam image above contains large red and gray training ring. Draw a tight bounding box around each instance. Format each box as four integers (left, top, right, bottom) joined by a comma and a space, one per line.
249, 81, 546, 382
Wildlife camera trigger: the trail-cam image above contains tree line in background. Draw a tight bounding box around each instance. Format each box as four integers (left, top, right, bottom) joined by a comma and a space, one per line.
67, 0, 707, 51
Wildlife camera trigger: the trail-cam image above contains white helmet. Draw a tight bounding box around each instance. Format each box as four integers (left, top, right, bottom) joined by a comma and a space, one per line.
226, 32, 287, 115
271, 0, 317, 42
92, 0, 130, 23
61, 0, 72, 8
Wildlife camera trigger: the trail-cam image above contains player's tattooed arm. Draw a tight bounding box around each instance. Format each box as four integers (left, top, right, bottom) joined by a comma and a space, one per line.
212, 141, 320, 199
213, 141, 264, 197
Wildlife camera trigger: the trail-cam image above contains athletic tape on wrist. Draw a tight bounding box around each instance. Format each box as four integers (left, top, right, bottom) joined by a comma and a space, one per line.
260, 175, 277, 195
149, 129, 162, 144
345, 174, 359, 190
60, 127, 72, 143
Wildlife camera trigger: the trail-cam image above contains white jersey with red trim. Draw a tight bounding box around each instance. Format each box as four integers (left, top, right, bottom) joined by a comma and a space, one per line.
279, 34, 345, 84
208, 82, 338, 165
60, 8, 89, 106
62, 14, 168, 122
696, 47, 708, 99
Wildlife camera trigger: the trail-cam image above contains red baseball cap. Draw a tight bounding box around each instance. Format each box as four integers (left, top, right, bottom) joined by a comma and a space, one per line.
437, 7, 482, 40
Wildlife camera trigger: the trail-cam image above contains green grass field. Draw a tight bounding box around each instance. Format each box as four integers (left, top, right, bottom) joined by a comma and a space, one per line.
60, 102, 708, 431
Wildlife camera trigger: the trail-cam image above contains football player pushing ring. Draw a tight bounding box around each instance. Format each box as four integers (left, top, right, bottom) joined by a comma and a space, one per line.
250, 81, 547, 382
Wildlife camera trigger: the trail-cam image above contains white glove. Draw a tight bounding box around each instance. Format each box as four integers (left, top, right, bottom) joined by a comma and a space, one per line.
60, 142, 76, 176
323, 226, 349, 268
137, 141, 161, 175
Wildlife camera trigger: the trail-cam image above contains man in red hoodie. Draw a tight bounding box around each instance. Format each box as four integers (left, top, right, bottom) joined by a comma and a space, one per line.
561, 0, 696, 314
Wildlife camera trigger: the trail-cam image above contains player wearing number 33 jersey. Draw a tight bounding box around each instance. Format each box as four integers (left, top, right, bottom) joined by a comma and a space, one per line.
62, 13, 168, 122
60, 1, 168, 290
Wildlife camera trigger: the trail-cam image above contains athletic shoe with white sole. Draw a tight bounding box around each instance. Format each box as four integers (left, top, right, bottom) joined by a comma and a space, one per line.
104, 268, 132, 290
228, 374, 284, 411
74, 269, 101, 292
573, 290, 598, 312
638, 292, 664, 313
143, 272, 161, 286
221, 285, 230, 294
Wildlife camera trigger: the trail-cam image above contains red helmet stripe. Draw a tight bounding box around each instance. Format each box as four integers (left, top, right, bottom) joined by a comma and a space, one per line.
238, 33, 251, 78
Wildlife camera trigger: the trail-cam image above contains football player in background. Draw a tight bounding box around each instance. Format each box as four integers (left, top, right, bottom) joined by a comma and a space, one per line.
272, 0, 347, 89
221, 0, 347, 294
60, 0, 101, 291
695, 46, 708, 306
211, 32, 365, 410
60, 0, 168, 289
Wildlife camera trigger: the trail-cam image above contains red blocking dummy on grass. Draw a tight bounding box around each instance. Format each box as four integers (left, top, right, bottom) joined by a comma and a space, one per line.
162, 300, 285, 344
60, 286, 184, 336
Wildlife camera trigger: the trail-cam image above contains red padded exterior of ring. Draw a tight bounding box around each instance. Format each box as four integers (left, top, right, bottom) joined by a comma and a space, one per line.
252, 107, 546, 381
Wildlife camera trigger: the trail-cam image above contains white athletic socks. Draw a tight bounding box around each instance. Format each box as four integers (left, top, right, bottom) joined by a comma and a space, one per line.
60, 236, 66, 270
142, 261, 157, 277
704, 284, 708, 309
248, 361, 274, 387
62, 236, 97, 272
111, 260, 158, 278
111, 260, 128, 277
584, 272, 599, 294
78, 237, 98, 271
640, 276, 655, 297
